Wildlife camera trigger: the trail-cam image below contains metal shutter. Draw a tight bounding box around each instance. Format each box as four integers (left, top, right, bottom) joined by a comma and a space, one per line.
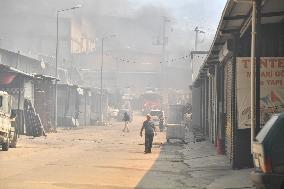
225, 61, 233, 162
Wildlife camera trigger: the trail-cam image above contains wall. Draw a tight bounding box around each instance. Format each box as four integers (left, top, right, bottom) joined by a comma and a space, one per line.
192, 86, 201, 128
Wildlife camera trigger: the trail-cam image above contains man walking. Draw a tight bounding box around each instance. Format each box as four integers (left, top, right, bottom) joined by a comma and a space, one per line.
140, 114, 157, 153
122, 112, 130, 132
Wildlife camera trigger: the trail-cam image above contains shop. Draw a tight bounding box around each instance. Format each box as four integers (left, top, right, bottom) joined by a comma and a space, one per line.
192, 0, 284, 168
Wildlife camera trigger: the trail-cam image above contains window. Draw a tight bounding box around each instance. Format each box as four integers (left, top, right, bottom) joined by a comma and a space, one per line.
150, 111, 162, 116
256, 115, 278, 143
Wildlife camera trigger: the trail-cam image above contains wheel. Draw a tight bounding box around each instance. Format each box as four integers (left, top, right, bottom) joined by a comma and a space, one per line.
10, 133, 17, 148
2, 139, 9, 151
281, 182, 284, 189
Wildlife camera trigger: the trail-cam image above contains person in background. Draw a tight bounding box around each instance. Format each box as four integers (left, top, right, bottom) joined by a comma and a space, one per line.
158, 113, 165, 132
140, 114, 157, 154
122, 112, 130, 132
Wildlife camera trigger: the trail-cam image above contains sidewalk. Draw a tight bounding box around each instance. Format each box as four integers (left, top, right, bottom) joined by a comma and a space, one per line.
178, 129, 255, 189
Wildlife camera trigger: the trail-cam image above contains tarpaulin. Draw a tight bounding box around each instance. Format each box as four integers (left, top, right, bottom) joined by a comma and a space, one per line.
0, 73, 16, 85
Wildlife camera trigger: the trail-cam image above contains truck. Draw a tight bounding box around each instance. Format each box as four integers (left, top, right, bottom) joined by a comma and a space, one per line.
140, 92, 162, 115
0, 91, 17, 151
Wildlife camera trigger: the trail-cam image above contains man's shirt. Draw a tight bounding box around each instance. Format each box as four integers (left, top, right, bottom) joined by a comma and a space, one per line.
142, 120, 155, 135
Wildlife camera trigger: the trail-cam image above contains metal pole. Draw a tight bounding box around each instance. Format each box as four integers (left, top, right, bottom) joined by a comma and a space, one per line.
161, 17, 170, 89
84, 91, 87, 126
17, 76, 21, 137
161, 17, 166, 89
191, 54, 194, 84
255, 0, 261, 135
16, 51, 20, 69
251, 0, 256, 153
116, 57, 119, 89
55, 11, 59, 128
100, 38, 104, 123
232, 34, 238, 168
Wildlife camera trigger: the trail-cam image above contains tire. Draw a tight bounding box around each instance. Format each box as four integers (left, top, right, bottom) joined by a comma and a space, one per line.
2, 139, 9, 151
10, 134, 17, 148
281, 182, 284, 189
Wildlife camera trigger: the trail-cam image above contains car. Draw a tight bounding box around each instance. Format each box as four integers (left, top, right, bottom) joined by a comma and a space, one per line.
110, 109, 119, 118
150, 110, 164, 126
251, 112, 284, 189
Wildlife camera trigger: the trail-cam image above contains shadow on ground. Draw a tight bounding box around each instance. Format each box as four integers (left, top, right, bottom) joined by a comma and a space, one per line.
134, 139, 195, 189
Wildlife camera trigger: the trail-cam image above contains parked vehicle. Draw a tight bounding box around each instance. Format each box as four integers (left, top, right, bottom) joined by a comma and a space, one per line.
149, 109, 164, 126
0, 91, 17, 151
251, 112, 284, 189
140, 92, 162, 115
108, 108, 119, 119
111, 109, 119, 118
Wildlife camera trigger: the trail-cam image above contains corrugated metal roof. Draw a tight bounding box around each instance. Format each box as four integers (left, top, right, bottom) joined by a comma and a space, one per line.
0, 64, 34, 78
194, 0, 284, 84
34, 74, 57, 80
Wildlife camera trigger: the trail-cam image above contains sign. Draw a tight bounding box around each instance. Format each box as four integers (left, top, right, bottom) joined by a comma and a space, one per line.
237, 57, 284, 129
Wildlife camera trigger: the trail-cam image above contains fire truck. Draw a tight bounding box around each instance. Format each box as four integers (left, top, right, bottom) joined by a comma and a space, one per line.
140, 92, 162, 115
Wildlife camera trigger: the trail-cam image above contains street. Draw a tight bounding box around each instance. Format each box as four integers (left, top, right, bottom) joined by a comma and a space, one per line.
0, 1, 283, 189
0, 114, 189, 189
0, 113, 255, 189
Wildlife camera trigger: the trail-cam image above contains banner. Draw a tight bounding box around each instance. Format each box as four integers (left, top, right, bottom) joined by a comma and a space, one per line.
237, 57, 284, 129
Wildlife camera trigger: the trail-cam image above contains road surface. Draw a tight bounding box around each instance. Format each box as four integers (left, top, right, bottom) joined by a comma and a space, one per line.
0, 114, 190, 189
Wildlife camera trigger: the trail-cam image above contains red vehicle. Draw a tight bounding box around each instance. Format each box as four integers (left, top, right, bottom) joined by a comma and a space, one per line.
140, 92, 162, 114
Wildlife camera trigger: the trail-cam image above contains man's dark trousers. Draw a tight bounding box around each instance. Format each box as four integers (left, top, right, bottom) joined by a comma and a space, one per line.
145, 133, 154, 153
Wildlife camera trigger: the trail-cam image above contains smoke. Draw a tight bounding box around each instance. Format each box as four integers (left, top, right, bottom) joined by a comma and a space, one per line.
0, 0, 226, 90
0, 0, 225, 54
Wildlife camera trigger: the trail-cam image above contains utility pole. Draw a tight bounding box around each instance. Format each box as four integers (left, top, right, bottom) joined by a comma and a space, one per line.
100, 37, 104, 124
194, 26, 205, 51
99, 34, 116, 124
55, 10, 59, 128
192, 27, 205, 84
116, 57, 119, 89
55, 4, 81, 128
161, 16, 170, 89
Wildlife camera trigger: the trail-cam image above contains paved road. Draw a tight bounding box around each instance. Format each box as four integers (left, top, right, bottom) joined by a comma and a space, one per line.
0, 114, 190, 189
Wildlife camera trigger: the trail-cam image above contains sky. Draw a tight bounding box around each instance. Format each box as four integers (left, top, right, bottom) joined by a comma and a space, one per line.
78, 0, 228, 53
0, 0, 228, 89
0, 0, 228, 66
0, 0, 228, 54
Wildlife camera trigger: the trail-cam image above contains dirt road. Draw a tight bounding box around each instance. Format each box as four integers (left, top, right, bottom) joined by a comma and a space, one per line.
0, 114, 190, 189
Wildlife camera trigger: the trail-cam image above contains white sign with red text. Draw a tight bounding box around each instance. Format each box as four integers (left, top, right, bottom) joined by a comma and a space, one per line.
237, 57, 284, 129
